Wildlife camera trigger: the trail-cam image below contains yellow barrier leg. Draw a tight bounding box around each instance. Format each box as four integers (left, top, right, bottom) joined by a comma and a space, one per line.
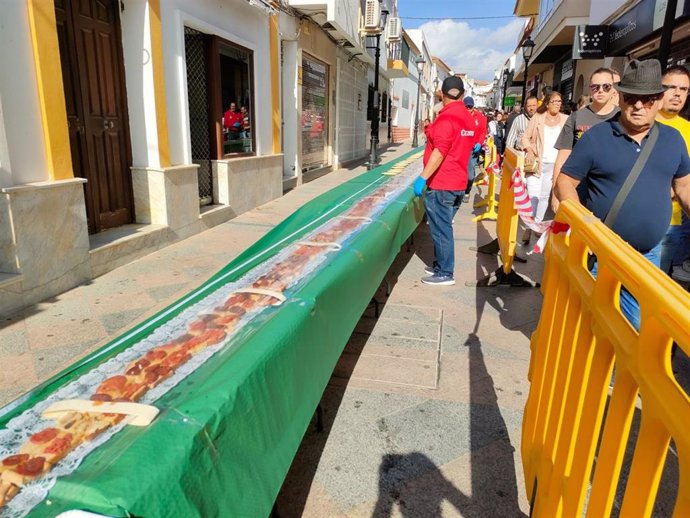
474, 185, 489, 208
472, 171, 499, 222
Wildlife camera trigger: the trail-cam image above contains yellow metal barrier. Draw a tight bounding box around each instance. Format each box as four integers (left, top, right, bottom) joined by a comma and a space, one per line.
473, 136, 496, 191
473, 138, 499, 222
522, 200, 690, 518
471, 147, 532, 287
495, 147, 521, 274
472, 171, 498, 221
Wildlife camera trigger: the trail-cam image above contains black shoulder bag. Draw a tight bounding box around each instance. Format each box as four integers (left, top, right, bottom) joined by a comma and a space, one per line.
588, 123, 660, 269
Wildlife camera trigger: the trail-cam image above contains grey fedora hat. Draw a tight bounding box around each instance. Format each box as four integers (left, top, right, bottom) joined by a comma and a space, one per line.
615, 59, 667, 95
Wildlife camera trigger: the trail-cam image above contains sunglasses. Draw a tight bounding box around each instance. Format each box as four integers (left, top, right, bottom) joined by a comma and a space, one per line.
589, 83, 613, 93
621, 93, 661, 107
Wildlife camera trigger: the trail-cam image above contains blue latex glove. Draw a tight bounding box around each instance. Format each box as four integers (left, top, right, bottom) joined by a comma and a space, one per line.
233, 122, 241, 128
413, 176, 427, 197
472, 143, 481, 153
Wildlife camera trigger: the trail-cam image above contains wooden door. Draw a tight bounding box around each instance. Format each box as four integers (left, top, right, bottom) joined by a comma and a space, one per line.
55, 0, 133, 233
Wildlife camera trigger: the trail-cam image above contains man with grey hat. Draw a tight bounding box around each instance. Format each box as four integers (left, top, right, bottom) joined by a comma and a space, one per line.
555, 59, 690, 329
413, 76, 476, 285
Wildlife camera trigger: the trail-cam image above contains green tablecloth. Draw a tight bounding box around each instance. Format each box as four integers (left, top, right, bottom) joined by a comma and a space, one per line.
3, 149, 424, 518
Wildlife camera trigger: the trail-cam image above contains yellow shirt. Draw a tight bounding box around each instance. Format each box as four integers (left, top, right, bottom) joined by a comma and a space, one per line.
657, 112, 690, 225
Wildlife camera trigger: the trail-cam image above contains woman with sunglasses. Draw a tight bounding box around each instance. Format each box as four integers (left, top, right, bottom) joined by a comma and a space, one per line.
551, 68, 620, 212
520, 91, 569, 241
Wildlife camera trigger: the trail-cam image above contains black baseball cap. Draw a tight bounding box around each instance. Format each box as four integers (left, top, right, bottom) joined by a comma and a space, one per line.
442, 76, 465, 100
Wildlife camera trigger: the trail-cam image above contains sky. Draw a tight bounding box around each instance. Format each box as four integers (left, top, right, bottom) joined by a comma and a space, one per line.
397, 0, 525, 82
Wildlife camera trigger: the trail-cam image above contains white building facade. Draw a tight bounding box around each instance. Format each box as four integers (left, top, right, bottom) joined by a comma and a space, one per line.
0, 0, 284, 316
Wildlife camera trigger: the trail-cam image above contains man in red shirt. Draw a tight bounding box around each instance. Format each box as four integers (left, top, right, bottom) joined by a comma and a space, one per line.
223, 102, 242, 140
413, 76, 476, 285
463, 96, 488, 201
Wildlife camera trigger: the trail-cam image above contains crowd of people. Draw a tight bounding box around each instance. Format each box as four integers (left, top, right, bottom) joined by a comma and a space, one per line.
414, 60, 690, 331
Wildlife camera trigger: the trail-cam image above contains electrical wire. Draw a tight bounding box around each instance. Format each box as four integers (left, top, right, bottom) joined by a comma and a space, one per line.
401, 15, 536, 21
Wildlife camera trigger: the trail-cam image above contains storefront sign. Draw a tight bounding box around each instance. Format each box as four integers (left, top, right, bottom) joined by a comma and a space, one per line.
607, 0, 656, 56
503, 96, 515, 107
561, 60, 574, 81
604, 0, 690, 56
572, 25, 608, 59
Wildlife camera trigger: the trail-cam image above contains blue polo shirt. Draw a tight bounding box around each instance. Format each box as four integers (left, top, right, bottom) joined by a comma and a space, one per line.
561, 115, 690, 252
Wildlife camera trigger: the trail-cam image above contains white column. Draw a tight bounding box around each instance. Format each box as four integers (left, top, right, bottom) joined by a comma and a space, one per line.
121, 0, 161, 169
334, 56, 342, 169
281, 39, 299, 180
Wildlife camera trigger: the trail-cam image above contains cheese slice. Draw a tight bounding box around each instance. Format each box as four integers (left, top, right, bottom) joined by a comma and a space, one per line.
42, 400, 159, 427
0, 470, 25, 488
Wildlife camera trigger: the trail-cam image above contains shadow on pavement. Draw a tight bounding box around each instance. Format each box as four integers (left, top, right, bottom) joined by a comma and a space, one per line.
370, 333, 528, 518
274, 237, 416, 517
470, 221, 542, 340
277, 213, 533, 517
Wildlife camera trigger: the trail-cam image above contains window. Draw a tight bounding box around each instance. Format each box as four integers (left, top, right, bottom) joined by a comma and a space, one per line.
184, 28, 255, 204
219, 41, 254, 156
402, 89, 409, 109
538, 0, 561, 29
401, 39, 410, 67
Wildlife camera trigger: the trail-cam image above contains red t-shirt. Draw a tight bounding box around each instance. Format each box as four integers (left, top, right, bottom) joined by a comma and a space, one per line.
423, 101, 476, 190
223, 110, 243, 132
469, 109, 488, 146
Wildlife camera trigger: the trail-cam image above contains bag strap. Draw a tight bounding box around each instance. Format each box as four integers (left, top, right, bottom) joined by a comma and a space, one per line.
604, 123, 659, 228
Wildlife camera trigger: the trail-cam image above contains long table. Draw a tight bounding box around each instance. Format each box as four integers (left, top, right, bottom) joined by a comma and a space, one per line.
0, 149, 424, 518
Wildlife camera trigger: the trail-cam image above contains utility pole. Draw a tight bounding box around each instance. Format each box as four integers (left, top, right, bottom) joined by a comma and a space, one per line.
521, 37, 535, 107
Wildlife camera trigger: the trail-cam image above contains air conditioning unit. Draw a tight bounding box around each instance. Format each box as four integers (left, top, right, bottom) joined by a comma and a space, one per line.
386, 17, 402, 41
363, 0, 382, 33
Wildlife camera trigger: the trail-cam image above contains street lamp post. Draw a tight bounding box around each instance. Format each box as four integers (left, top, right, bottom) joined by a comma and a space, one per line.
411, 57, 425, 148
521, 37, 535, 107
367, 8, 390, 170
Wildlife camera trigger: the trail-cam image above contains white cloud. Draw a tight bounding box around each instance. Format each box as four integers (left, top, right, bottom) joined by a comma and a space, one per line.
418, 18, 524, 81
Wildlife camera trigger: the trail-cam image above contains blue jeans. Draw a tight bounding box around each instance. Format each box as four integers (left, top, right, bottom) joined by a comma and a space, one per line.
465, 152, 479, 195
590, 241, 662, 331
424, 189, 463, 277
660, 213, 690, 274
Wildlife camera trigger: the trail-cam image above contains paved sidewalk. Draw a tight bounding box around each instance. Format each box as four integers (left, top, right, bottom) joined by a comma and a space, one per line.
276, 186, 542, 517
0, 144, 545, 517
